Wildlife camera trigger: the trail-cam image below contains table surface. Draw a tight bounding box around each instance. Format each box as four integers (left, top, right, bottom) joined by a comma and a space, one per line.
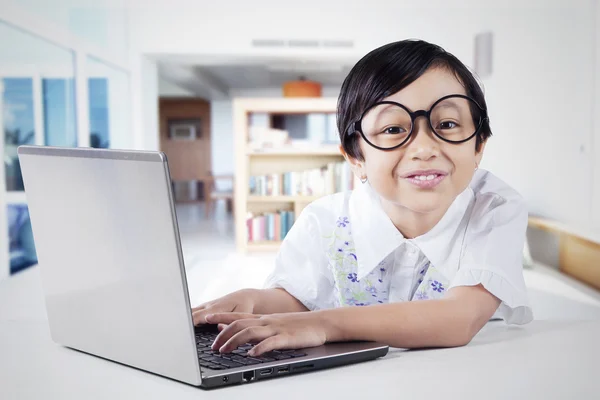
2, 264, 600, 399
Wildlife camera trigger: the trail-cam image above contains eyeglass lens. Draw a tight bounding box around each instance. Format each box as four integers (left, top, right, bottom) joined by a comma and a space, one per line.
359, 96, 482, 149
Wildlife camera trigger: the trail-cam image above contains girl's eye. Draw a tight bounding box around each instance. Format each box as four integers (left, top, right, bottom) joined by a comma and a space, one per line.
437, 121, 458, 130
382, 126, 406, 134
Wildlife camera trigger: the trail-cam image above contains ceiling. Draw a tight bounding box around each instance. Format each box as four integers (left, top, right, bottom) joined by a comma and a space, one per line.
198, 63, 353, 89
155, 55, 357, 99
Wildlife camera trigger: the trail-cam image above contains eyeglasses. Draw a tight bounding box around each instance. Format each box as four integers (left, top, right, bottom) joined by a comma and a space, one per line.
348, 94, 488, 150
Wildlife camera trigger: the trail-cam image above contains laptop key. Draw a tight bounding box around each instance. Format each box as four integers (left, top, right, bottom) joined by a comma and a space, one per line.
273, 354, 292, 360
231, 356, 251, 364
216, 359, 244, 368
246, 357, 272, 363
257, 357, 276, 362
289, 351, 307, 358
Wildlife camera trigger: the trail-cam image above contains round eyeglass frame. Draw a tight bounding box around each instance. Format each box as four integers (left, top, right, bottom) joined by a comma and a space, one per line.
349, 94, 489, 151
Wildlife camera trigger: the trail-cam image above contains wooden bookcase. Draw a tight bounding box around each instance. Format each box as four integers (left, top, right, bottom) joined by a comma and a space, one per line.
233, 97, 347, 252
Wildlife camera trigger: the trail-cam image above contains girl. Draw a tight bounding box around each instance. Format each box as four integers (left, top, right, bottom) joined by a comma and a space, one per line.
192, 39, 533, 357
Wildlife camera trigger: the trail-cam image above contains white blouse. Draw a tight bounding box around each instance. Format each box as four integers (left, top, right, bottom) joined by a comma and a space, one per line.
264, 169, 533, 325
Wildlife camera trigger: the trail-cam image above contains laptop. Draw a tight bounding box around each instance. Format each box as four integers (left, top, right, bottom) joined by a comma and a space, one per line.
17, 145, 389, 389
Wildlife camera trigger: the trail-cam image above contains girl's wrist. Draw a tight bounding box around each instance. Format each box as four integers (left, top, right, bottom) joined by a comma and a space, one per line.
237, 288, 260, 313
316, 308, 347, 343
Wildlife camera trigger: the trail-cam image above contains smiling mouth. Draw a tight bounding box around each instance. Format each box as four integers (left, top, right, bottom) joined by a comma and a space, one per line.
404, 173, 447, 189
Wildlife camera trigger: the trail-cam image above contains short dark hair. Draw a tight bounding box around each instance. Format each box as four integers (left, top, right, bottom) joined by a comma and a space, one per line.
337, 39, 492, 160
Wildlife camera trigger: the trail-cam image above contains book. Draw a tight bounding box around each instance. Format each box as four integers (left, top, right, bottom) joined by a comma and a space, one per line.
249, 161, 353, 197
246, 210, 295, 242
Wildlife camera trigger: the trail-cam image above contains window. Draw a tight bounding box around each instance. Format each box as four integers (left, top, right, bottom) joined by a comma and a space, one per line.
87, 57, 130, 150
43, 78, 78, 147
88, 77, 109, 148
2, 78, 35, 191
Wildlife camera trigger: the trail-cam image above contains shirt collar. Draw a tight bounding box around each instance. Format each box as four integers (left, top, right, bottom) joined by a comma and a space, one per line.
349, 182, 474, 281
412, 187, 474, 272
349, 182, 404, 281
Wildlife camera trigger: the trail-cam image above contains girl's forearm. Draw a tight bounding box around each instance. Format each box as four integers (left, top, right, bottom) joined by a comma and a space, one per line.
252, 288, 309, 314
318, 288, 498, 348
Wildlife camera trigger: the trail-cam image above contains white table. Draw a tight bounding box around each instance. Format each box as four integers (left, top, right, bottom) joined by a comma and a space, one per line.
2, 264, 600, 399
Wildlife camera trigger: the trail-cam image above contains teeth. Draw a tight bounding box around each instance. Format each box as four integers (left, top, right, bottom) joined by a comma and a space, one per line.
414, 174, 437, 181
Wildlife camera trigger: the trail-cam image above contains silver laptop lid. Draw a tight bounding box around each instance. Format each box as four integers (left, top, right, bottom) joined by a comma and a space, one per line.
18, 145, 201, 386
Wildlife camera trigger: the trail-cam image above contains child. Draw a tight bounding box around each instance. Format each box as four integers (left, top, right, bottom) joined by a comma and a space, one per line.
192, 39, 533, 357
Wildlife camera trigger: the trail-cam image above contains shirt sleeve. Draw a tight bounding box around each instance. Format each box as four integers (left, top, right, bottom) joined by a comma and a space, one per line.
449, 194, 534, 325
263, 206, 335, 311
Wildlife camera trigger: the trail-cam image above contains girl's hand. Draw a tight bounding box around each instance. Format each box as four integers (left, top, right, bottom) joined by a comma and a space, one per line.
191, 289, 258, 326
205, 312, 328, 356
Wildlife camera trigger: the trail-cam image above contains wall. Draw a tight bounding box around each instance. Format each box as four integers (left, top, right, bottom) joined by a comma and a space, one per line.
210, 100, 233, 190
594, 0, 600, 231
158, 98, 211, 181
7, 0, 129, 64
158, 78, 195, 97
473, 4, 595, 230
130, 56, 158, 151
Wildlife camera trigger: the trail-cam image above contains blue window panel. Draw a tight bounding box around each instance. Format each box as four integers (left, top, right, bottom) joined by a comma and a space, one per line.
7, 203, 38, 275
88, 78, 110, 148
43, 78, 77, 147
3, 78, 35, 191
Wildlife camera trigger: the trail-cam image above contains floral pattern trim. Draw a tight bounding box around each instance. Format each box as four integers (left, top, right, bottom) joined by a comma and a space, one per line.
324, 215, 390, 307
411, 264, 449, 301
323, 215, 450, 307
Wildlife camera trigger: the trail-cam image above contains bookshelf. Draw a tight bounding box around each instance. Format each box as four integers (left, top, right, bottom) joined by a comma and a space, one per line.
234, 97, 352, 252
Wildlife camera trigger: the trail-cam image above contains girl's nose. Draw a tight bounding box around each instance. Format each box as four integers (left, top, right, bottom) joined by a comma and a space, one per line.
405, 118, 440, 161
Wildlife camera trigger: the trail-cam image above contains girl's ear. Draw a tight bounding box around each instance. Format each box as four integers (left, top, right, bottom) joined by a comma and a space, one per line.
339, 145, 367, 181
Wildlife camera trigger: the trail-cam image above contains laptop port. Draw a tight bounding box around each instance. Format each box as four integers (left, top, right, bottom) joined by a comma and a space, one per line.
242, 370, 255, 382
292, 363, 314, 372
277, 366, 289, 374
259, 368, 274, 376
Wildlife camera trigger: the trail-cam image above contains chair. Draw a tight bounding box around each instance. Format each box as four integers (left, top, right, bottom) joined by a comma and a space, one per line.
204, 173, 234, 218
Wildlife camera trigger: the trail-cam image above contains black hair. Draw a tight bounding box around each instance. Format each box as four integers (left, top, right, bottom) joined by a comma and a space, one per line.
337, 39, 492, 160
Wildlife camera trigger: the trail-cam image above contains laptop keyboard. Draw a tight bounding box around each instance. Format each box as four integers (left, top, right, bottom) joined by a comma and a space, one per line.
195, 331, 307, 370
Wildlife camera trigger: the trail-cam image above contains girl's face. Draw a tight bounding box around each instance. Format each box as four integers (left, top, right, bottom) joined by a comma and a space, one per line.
350, 67, 486, 215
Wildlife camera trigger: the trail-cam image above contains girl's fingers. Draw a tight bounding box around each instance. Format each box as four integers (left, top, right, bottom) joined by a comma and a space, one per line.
219, 326, 274, 353
191, 304, 206, 312
248, 335, 288, 357
205, 312, 259, 325
192, 308, 214, 326
212, 318, 265, 351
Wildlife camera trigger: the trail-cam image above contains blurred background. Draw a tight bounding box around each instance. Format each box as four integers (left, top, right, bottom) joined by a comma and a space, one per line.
0, 0, 598, 301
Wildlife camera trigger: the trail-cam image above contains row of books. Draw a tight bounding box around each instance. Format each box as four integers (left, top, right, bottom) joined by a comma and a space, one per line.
249, 162, 354, 197
246, 210, 295, 242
